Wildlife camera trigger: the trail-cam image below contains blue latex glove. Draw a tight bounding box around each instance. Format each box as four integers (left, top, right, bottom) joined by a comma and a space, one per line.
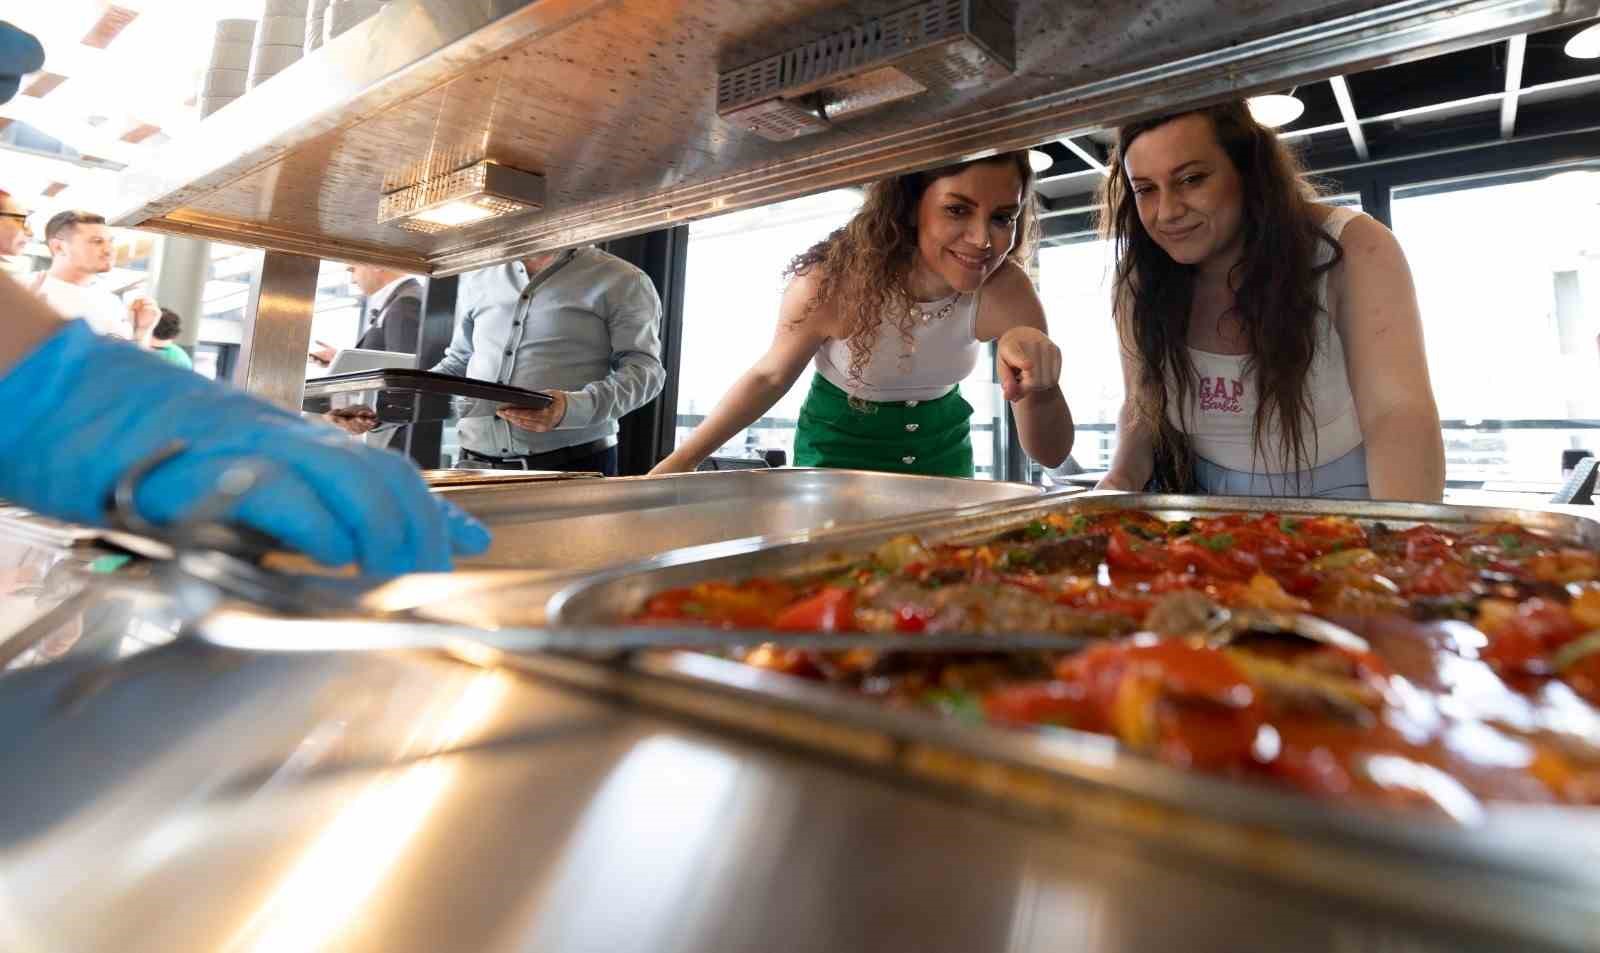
0, 321, 490, 574
0, 21, 46, 104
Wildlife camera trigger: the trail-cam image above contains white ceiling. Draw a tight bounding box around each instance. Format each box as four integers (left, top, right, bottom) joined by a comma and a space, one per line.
2, 1, 268, 217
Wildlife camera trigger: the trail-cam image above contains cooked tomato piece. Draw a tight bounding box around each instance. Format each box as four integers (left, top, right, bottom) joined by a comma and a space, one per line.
894, 604, 931, 633
1479, 597, 1582, 674
1406, 560, 1476, 597
1268, 724, 1360, 797
1396, 526, 1452, 563
1052, 641, 1263, 770
1289, 516, 1368, 553
1107, 527, 1167, 574
1167, 538, 1260, 580
773, 586, 856, 632
1153, 699, 1262, 770
982, 680, 1095, 727
636, 579, 797, 629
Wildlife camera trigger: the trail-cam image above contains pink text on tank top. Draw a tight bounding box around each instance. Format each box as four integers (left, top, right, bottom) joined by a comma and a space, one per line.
1199, 376, 1245, 415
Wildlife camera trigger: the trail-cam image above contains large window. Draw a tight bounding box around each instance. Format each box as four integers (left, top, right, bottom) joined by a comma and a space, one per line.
1038, 238, 1120, 473
1391, 167, 1600, 485
677, 190, 1017, 478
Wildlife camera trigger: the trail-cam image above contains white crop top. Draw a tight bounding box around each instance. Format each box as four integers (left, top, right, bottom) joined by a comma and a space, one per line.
814, 289, 981, 402
1167, 205, 1364, 473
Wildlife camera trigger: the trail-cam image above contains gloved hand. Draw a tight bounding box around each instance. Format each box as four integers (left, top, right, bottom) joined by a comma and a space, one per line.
0, 22, 46, 104
0, 321, 490, 574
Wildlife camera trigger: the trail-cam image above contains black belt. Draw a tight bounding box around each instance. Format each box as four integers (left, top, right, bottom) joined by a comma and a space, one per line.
460, 437, 617, 471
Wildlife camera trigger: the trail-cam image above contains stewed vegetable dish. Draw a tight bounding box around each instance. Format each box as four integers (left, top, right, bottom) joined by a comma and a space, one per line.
632, 509, 1600, 813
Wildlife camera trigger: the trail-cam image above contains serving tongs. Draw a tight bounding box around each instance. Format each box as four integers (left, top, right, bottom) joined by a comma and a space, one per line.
194, 613, 1099, 658
194, 605, 1368, 664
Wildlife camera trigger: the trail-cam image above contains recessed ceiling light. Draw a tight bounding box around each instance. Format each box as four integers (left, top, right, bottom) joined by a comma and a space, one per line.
1028, 149, 1053, 174
1565, 22, 1600, 59
1246, 93, 1305, 128
378, 161, 545, 234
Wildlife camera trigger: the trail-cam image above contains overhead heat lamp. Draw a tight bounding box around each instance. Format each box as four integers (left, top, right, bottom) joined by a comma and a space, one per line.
378, 161, 545, 234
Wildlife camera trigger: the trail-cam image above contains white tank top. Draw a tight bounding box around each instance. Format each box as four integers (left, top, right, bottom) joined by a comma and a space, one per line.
814, 289, 981, 402
1167, 205, 1364, 473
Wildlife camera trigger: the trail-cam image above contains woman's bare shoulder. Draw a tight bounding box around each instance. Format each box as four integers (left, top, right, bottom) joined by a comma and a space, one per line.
779, 266, 844, 338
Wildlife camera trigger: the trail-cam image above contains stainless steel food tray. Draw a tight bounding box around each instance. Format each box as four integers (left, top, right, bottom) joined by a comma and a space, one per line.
541, 493, 1600, 950
421, 469, 602, 488
434, 468, 1051, 570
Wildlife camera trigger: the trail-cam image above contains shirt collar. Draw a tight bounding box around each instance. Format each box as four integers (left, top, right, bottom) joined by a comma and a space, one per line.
513, 247, 582, 284
367, 275, 416, 317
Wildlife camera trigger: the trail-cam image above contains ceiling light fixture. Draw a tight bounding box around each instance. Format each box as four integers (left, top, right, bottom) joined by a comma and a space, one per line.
1028, 149, 1053, 174
378, 160, 545, 234
1246, 91, 1305, 128
1565, 22, 1600, 59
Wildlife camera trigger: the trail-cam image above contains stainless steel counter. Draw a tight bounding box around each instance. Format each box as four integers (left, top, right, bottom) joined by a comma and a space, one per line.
0, 642, 1547, 953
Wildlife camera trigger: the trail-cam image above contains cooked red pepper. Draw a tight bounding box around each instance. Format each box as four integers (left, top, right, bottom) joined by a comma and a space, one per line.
772, 586, 856, 632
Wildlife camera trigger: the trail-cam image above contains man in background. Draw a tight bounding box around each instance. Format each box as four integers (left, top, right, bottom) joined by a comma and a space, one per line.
148, 308, 193, 370
435, 247, 664, 476
0, 189, 32, 258
309, 264, 421, 366
35, 210, 132, 338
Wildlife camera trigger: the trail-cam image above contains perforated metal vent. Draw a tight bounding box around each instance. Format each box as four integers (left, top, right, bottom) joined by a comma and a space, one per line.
718, 0, 1013, 141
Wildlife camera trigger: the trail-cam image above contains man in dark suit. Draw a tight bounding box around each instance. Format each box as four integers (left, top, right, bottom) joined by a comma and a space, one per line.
310, 264, 422, 365
314, 264, 425, 452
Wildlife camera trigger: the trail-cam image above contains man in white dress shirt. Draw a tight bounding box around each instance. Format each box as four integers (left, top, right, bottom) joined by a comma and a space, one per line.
35, 210, 132, 338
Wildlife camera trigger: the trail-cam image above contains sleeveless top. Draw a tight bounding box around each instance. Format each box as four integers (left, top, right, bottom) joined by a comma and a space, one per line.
1167, 205, 1364, 473
814, 289, 981, 402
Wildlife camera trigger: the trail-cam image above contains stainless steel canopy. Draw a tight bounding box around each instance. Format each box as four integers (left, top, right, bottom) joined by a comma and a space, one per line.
100, 0, 1600, 274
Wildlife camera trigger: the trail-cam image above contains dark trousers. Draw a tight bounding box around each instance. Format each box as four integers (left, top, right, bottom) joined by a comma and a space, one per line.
460, 443, 618, 476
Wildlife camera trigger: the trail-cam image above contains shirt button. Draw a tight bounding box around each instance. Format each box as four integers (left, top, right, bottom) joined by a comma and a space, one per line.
902, 455, 917, 465
905, 423, 919, 432
905, 400, 919, 408
512, 320, 520, 327
503, 349, 512, 356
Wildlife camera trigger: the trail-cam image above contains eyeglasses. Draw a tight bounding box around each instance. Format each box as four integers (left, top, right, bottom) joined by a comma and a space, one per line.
0, 212, 29, 224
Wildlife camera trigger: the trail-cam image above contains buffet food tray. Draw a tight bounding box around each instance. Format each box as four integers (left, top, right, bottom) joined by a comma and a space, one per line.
542, 493, 1600, 950
432, 468, 1052, 570
420, 469, 602, 488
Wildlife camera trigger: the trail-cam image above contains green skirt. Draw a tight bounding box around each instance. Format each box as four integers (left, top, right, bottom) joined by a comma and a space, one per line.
793, 374, 975, 478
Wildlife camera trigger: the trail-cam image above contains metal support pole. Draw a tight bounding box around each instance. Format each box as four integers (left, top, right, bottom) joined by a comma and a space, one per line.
233, 251, 320, 411
601, 226, 688, 474
147, 235, 209, 351
402, 274, 459, 469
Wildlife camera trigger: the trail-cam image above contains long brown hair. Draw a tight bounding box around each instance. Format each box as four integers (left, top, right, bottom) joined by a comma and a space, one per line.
1101, 101, 1342, 489
787, 153, 1040, 390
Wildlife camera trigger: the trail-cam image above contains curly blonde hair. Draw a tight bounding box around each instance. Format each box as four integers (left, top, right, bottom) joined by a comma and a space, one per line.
785, 153, 1040, 391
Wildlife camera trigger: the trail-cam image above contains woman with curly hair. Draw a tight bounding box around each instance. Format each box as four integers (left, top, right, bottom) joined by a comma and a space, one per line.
1096, 101, 1444, 500
651, 153, 1074, 477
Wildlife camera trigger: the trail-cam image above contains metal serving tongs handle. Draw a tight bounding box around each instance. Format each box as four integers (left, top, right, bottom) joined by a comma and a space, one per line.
110, 440, 281, 563
107, 441, 392, 621
193, 611, 1094, 657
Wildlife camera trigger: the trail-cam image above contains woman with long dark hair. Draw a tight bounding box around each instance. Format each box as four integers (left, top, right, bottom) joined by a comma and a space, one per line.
1096, 101, 1444, 500
652, 153, 1074, 477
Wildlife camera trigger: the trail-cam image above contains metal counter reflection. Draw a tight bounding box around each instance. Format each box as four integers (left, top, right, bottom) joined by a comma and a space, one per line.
223, 672, 511, 952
